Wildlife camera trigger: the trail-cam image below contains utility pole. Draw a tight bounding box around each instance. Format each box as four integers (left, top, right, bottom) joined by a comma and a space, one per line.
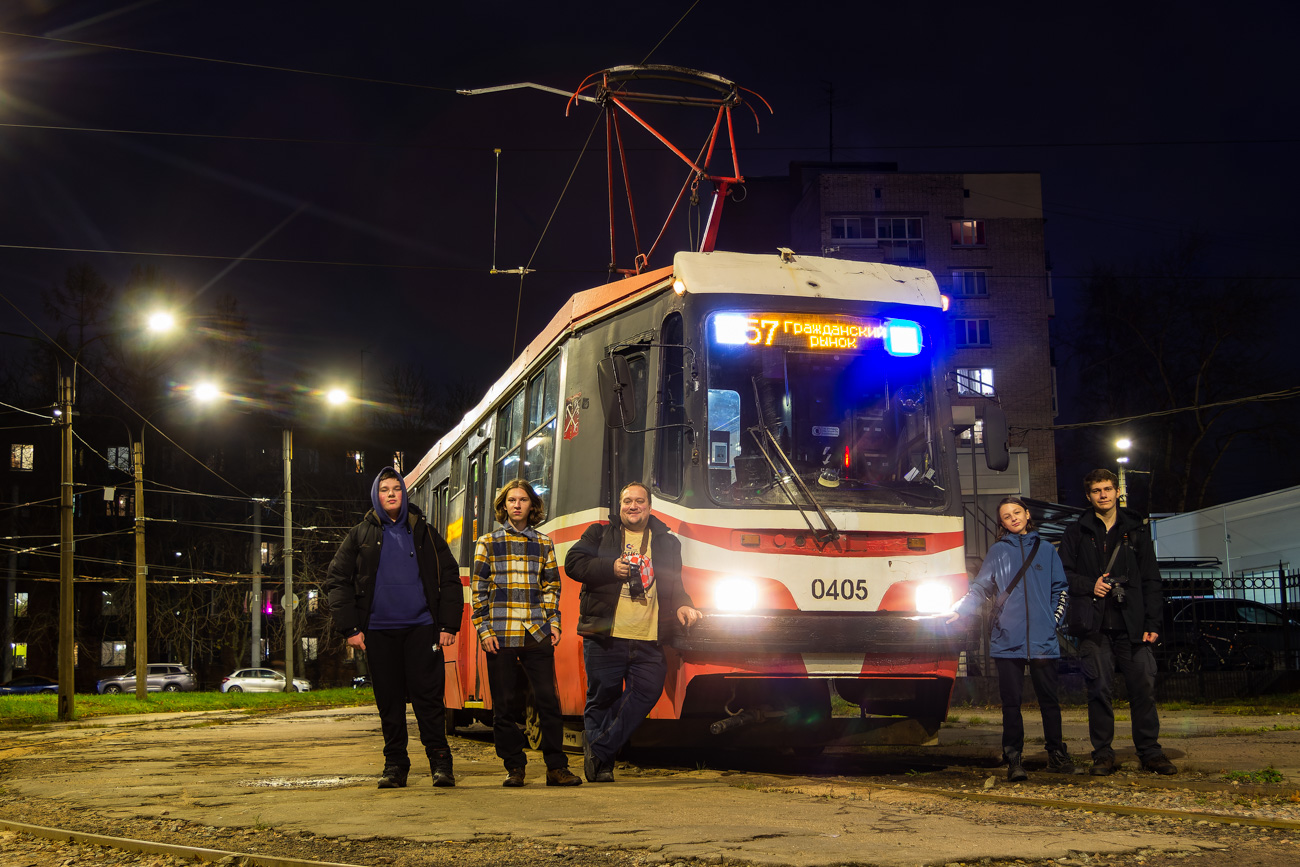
282, 428, 294, 692
133, 441, 147, 700
58, 375, 75, 721
4, 484, 16, 684
251, 499, 262, 667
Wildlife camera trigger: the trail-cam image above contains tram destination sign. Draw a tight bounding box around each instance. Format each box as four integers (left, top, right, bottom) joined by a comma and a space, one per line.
712, 312, 923, 356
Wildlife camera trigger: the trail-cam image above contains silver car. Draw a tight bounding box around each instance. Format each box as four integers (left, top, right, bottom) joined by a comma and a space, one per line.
220, 668, 311, 693
96, 663, 197, 694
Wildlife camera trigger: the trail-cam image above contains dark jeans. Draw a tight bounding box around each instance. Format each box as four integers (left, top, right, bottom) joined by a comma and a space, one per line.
582, 636, 667, 765
366, 623, 449, 771
485, 633, 568, 770
1079, 630, 1163, 762
994, 656, 1064, 756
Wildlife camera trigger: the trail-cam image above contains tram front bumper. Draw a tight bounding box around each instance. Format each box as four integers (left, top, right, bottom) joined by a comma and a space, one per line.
672, 611, 974, 655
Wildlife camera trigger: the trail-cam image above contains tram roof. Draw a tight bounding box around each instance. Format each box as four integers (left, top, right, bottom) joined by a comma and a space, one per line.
673, 250, 942, 307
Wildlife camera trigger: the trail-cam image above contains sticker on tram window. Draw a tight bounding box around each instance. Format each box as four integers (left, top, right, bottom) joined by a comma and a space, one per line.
810, 578, 869, 601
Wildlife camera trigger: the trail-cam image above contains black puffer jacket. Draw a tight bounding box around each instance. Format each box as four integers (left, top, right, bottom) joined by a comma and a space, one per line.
324, 504, 463, 636
1060, 507, 1163, 640
563, 515, 693, 642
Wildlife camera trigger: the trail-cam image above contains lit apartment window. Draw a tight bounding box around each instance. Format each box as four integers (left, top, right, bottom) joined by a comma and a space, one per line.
392, 451, 404, 473
107, 446, 131, 473
307, 589, 320, 612
347, 450, 365, 474
874, 217, 924, 262
958, 420, 986, 445
302, 636, 319, 662
260, 542, 272, 566
956, 367, 995, 396
101, 590, 118, 615
13, 642, 27, 669
955, 319, 991, 347
951, 220, 986, 246
11, 444, 35, 471
101, 640, 126, 666
14, 592, 28, 618
951, 270, 988, 296
830, 217, 863, 240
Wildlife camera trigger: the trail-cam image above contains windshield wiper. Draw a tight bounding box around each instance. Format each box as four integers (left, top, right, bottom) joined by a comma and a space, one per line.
748, 378, 840, 545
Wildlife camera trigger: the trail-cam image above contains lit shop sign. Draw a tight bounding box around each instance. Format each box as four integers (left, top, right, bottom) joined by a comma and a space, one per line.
712, 313, 923, 357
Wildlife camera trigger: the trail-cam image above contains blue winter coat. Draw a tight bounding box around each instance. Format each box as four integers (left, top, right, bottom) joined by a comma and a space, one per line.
955, 530, 1068, 659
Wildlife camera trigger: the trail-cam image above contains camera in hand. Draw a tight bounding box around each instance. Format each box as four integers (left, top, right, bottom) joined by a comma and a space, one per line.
626, 561, 645, 598
1105, 575, 1127, 605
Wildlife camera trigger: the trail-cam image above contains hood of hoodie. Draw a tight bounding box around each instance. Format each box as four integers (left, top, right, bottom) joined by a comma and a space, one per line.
370, 468, 408, 526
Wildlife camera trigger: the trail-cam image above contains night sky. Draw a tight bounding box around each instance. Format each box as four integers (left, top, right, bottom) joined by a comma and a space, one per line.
1, 1, 1296, 502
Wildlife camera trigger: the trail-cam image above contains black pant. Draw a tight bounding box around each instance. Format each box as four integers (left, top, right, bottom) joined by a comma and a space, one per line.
485, 634, 568, 771
366, 623, 449, 771
1080, 630, 1163, 762
994, 656, 1064, 756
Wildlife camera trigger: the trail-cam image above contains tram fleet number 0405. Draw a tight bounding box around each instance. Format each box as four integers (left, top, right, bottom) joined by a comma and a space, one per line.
810, 578, 870, 601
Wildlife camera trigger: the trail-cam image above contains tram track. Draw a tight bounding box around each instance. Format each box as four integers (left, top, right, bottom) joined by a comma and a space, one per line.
0, 818, 365, 867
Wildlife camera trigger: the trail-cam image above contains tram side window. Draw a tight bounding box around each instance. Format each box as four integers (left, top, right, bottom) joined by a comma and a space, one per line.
655, 312, 686, 498
524, 355, 560, 507
616, 353, 649, 489
495, 388, 525, 488
435, 480, 450, 534
450, 447, 465, 493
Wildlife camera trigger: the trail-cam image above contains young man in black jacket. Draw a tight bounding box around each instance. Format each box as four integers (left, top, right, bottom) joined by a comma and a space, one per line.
564, 482, 703, 782
325, 467, 464, 789
1060, 469, 1177, 776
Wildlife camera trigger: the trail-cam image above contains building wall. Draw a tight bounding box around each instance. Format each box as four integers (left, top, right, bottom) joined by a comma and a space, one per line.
787, 165, 1057, 500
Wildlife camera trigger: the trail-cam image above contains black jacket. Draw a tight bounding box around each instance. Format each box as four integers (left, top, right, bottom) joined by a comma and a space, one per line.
324, 504, 463, 637
1060, 506, 1163, 640
564, 514, 694, 642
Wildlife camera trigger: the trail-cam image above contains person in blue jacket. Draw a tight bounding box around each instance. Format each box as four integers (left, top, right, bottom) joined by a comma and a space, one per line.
947, 496, 1084, 781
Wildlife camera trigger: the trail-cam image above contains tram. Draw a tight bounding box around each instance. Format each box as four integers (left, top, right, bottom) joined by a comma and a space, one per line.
405, 248, 1003, 749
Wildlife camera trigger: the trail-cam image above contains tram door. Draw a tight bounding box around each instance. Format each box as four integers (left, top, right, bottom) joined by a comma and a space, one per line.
466, 446, 492, 707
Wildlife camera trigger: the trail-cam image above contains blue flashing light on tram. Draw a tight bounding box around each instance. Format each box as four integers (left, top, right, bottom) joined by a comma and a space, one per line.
884, 319, 923, 357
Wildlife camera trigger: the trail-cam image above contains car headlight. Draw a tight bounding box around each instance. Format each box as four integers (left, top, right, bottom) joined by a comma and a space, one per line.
714, 576, 758, 612
914, 581, 953, 613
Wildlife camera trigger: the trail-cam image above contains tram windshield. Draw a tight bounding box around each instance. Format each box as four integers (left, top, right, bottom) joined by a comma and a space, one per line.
705, 311, 948, 509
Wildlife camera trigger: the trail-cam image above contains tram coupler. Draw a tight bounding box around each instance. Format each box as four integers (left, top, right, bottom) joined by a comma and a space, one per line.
710, 708, 770, 735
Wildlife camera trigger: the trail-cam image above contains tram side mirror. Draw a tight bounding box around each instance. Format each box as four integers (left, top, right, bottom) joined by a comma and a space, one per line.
597, 356, 637, 429
983, 405, 1009, 472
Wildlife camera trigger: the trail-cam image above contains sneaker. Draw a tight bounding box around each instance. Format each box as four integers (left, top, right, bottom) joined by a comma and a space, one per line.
1089, 756, 1116, 776
1141, 754, 1178, 775
546, 767, 583, 787
377, 766, 408, 789
502, 767, 526, 788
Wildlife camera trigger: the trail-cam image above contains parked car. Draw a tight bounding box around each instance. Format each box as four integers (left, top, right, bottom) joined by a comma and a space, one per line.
0, 675, 59, 695
220, 668, 311, 693
1159, 597, 1300, 672
96, 663, 198, 694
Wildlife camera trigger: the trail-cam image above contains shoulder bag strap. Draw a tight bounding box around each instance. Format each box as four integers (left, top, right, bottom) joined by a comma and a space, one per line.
994, 537, 1041, 612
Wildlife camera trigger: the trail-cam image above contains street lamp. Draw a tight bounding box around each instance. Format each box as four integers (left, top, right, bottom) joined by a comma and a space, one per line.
1116, 438, 1132, 507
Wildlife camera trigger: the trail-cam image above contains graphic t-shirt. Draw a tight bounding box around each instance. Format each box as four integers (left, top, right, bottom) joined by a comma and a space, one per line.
611, 528, 659, 641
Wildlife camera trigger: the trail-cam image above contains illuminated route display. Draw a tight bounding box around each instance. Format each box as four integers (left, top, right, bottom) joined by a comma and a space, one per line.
711, 312, 923, 357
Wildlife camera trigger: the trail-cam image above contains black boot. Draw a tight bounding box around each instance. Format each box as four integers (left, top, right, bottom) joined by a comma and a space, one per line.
378, 766, 408, 789
1004, 751, 1028, 782
431, 750, 455, 788
1046, 748, 1085, 775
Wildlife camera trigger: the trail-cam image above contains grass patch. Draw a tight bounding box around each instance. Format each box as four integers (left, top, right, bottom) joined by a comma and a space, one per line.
0, 688, 374, 728
966, 715, 988, 725
1222, 766, 1286, 784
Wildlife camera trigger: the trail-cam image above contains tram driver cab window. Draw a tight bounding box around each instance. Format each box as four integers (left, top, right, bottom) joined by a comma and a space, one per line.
705, 311, 945, 509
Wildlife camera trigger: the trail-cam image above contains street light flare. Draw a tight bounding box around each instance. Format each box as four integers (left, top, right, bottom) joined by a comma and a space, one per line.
194, 382, 220, 402
1116, 438, 1132, 450
147, 311, 176, 333
326, 388, 348, 405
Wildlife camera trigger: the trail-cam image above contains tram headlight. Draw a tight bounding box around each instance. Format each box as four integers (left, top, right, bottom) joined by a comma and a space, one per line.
914, 581, 953, 613
714, 576, 758, 611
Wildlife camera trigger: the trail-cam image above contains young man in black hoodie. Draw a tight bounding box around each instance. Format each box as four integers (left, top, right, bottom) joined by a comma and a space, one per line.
1061, 469, 1177, 776
564, 482, 703, 782
325, 467, 463, 789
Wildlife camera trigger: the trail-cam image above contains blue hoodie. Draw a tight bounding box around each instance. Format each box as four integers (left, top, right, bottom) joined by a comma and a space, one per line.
366, 468, 434, 630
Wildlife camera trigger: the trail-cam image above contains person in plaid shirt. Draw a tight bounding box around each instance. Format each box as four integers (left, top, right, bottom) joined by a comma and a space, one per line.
472, 479, 582, 788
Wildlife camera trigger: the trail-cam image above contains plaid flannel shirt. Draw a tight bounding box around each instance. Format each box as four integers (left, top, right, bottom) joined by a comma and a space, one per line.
471, 523, 561, 646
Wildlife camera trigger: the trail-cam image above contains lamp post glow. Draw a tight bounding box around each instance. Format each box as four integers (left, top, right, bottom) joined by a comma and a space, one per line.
1115, 438, 1132, 507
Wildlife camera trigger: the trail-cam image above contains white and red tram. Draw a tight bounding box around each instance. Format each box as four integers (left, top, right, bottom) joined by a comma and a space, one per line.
406, 249, 991, 749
